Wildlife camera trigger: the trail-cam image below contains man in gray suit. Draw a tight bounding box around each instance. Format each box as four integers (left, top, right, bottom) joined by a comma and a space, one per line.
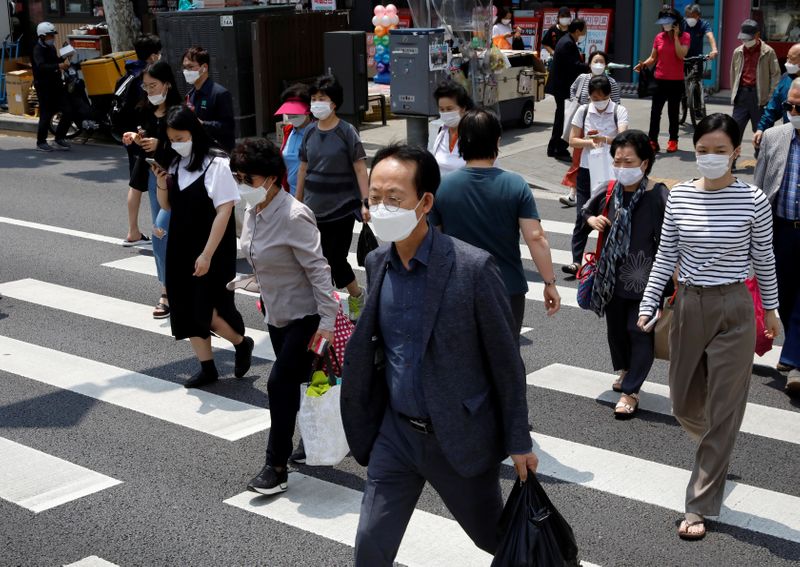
341, 144, 538, 566
754, 78, 800, 393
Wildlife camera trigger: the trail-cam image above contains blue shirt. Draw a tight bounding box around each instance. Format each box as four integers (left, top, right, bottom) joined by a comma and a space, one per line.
777, 129, 800, 220
430, 167, 539, 295
757, 73, 794, 132
283, 125, 306, 196
682, 18, 711, 58
379, 225, 433, 418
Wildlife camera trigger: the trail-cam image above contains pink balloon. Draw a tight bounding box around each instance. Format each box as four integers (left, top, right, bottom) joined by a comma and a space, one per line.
373, 5, 385, 16
385, 3, 397, 14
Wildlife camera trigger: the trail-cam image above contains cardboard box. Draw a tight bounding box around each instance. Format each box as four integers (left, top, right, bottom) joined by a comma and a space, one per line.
6, 69, 33, 116
3, 56, 31, 74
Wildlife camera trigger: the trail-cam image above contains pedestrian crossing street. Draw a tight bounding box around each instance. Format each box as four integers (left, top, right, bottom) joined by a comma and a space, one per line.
1, 211, 798, 566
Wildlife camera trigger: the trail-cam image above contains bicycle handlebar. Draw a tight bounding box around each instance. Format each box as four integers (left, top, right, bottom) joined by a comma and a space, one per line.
683, 55, 709, 62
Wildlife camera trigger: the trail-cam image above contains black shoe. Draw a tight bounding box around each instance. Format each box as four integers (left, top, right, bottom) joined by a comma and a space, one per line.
561, 262, 580, 276
234, 336, 254, 378
552, 151, 572, 163
247, 464, 288, 495
184, 369, 219, 389
289, 440, 306, 464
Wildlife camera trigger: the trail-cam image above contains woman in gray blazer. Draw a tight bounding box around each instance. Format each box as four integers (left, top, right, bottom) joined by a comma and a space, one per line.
231, 138, 340, 496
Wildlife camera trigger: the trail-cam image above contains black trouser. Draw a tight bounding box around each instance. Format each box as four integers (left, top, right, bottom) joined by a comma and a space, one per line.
548, 96, 569, 154
265, 314, 320, 468
571, 167, 593, 264
648, 79, 684, 143
36, 88, 73, 145
732, 86, 762, 145
318, 214, 357, 289
509, 293, 525, 338
605, 295, 654, 395
774, 218, 800, 368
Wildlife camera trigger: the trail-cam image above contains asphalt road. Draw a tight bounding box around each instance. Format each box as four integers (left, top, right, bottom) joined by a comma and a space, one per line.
0, 132, 798, 567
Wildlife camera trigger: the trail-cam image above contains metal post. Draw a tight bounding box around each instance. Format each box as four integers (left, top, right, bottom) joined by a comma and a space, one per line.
406, 116, 430, 148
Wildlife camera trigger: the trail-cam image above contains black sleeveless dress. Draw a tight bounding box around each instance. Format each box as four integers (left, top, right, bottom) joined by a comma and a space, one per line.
165, 156, 244, 341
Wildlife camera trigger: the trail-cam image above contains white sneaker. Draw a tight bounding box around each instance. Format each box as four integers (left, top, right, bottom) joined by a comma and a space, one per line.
559, 193, 577, 207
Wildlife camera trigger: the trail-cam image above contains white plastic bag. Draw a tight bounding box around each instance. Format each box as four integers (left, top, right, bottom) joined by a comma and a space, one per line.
297, 384, 350, 466
588, 146, 614, 195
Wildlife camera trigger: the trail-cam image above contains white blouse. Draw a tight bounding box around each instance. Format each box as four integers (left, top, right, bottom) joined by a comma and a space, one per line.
431, 127, 466, 176
170, 155, 241, 209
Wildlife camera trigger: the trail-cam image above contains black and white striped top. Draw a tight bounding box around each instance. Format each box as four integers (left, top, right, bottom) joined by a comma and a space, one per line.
569, 73, 622, 105
639, 179, 779, 317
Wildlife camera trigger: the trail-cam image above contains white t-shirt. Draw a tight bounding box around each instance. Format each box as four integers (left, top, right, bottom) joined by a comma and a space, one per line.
431, 127, 465, 176
171, 155, 241, 209
571, 101, 629, 169
492, 23, 513, 39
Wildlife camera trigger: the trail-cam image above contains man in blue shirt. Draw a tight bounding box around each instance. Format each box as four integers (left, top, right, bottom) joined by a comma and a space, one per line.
754, 42, 800, 150
682, 4, 718, 60
182, 46, 235, 152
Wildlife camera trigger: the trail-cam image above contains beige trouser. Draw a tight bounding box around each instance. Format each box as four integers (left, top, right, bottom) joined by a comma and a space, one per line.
668, 282, 756, 519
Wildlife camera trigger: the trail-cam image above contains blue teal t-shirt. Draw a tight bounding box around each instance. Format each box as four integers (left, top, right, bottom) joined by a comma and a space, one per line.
282, 125, 307, 196
430, 167, 539, 295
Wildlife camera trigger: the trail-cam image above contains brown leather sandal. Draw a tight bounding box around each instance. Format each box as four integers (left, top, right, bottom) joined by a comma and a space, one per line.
153, 294, 170, 319
678, 519, 706, 541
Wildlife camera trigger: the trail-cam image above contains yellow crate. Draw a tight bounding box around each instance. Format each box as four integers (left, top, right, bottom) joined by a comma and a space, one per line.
80, 51, 135, 96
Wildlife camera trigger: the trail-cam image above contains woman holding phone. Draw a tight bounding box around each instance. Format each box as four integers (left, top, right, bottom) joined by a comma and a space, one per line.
122, 60, 180, 318
634, 7, 690, 154
232, 138, 339, 495
638, 114, 780, 540
152, 105, 253, 389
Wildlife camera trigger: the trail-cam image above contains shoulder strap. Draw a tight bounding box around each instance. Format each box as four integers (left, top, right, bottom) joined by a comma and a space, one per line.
594, 180, 617, 256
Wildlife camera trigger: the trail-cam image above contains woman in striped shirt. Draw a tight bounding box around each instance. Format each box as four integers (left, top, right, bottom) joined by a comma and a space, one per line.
638, 113, 781, 541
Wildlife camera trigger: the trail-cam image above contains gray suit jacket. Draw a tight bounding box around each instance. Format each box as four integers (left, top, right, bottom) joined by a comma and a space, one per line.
340, 228, 533, 478
754, 122, 794, 205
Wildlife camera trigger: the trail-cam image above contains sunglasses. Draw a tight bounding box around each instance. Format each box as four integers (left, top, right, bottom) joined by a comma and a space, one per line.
782, 101, 800, 113
232, 173, 255, 186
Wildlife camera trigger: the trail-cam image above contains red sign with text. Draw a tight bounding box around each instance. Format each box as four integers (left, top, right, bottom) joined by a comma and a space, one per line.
576, 8, 614, 58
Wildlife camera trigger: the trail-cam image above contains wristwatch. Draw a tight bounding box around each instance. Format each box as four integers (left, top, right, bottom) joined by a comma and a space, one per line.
362, 197, 370, 208
543, 277, 557, 286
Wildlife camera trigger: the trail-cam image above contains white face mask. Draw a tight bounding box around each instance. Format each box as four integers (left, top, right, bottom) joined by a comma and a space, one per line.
239, 180, 273, 209
172, 140, 193, 158
662, 24, 674, 32
696, 153, 733, 179
685, 18, 698, 28
310, 101, 333, 120
614, 166, 645, 187
369, 200, 423, 243
286, 114, 307, 128
788, 112, 800, 129
590, 63, 606, 76
592, 99, 610, 112
148, 89, 167, 106
787, 63, 800, 75
183, 69, 201, 84
501, 18, 511, 25
743, 39, 757, 48
439, 110, 462, 129
558, 17, 571, 26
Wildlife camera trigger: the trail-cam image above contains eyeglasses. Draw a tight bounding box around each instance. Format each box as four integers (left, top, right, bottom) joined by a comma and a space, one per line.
782, 101, 800, 113
368, 195, 407, 213
232, 173, 255, 186
141, 82, 162, 93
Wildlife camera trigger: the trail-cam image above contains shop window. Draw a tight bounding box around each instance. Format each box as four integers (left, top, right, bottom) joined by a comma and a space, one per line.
759, 0, 800, 43
46, 0, 102, 18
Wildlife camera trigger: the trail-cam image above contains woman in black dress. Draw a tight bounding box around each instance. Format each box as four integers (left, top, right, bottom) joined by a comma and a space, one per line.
152, 105, 253, 388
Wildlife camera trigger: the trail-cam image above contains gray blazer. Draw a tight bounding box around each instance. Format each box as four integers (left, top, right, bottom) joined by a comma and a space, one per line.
340, 228, 533, 478
754, 122, 794, 205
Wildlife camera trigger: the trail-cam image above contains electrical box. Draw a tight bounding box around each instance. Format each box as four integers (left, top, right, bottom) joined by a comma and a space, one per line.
323, 31, 368, 126
389, 28, 448, 117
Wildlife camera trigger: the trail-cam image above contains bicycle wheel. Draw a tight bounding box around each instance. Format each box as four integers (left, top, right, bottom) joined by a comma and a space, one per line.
688, 82, 704, 128
679, 92, 688, 125
49, 112, 82, 139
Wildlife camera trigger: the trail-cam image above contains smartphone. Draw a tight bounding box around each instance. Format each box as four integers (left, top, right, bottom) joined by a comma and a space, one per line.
643, 310, 661, 332
145, 157, 165, 172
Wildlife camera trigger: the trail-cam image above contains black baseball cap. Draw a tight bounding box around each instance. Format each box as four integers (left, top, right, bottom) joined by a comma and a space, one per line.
738, 19, 759, 41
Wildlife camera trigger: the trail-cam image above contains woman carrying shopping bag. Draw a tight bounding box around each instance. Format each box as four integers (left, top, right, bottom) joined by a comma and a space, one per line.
564, 74, 628, 277
232, 138, 339, 495
582, 130, 668, 418
638, 113, 781, 540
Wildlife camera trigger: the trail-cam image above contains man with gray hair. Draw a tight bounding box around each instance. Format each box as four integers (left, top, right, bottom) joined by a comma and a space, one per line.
681, 4, 718, 61
753, 42, 800, 149
754, 76, 800, 394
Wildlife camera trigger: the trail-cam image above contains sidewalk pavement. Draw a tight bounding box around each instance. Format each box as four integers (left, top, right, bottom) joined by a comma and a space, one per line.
1, 94, 754, 198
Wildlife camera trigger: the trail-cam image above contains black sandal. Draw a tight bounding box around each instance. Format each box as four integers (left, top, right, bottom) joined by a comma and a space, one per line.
561, 262, 580, 276
153, 294, 170, 319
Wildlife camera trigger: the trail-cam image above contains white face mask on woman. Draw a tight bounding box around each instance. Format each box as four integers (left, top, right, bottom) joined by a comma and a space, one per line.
614, 165, 645, 187
592, 99, 610, 112
148, 89, 167, 106
439, 110, 462, 129
310, 101, 333, 120
590, 62, 606, 76
286, 114, 308, 128
369, 200, 423, 242
662, 24, 674, 32
501, 18, 511, 25
696, 153, 733, 179
558, 17, 571, 27
239, 180, 274, 209
171, 140, 193, 158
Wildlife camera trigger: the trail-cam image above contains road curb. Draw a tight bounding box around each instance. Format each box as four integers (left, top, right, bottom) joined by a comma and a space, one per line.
0, 113, 38, 134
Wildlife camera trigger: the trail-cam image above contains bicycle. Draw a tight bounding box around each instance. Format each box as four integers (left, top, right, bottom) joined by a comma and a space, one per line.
679, 55, 708, 127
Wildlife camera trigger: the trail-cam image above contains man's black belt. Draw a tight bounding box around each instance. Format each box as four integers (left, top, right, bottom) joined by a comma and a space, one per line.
775, 216, 800, 229
398, 413, 434, 434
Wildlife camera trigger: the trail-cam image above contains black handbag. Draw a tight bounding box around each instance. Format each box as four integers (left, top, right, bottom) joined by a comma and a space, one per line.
637, 66, 658, 99
356, 223, 379, 267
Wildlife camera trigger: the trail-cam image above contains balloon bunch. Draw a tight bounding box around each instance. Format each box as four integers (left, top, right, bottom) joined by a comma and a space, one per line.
372, 4, 399, 85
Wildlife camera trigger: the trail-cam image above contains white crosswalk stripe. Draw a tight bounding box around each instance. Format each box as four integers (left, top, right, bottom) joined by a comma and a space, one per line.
1, 209, 797, 565
63, 557, 119, 567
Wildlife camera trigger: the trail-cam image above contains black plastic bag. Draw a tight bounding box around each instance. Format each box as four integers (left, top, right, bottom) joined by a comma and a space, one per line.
637, 66, 658, 99
492, 475, 579, 567
356, 223, 379, 267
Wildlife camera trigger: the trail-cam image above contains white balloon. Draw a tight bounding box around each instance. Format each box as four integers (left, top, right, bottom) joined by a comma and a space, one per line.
372, 15, 379, 26
381, 15, 391, 26
390, 14, 399, 25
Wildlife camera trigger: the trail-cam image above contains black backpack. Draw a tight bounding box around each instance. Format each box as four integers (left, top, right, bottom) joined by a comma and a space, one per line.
109, 72, 141, 135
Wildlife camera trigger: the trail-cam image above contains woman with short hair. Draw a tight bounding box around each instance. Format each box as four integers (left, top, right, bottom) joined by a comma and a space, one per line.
638, 113, 781, 540
430, 80, 475, 176
232, 137, 339, 495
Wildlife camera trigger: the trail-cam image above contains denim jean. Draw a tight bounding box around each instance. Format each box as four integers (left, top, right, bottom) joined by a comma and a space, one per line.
147, 172, 169, 285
